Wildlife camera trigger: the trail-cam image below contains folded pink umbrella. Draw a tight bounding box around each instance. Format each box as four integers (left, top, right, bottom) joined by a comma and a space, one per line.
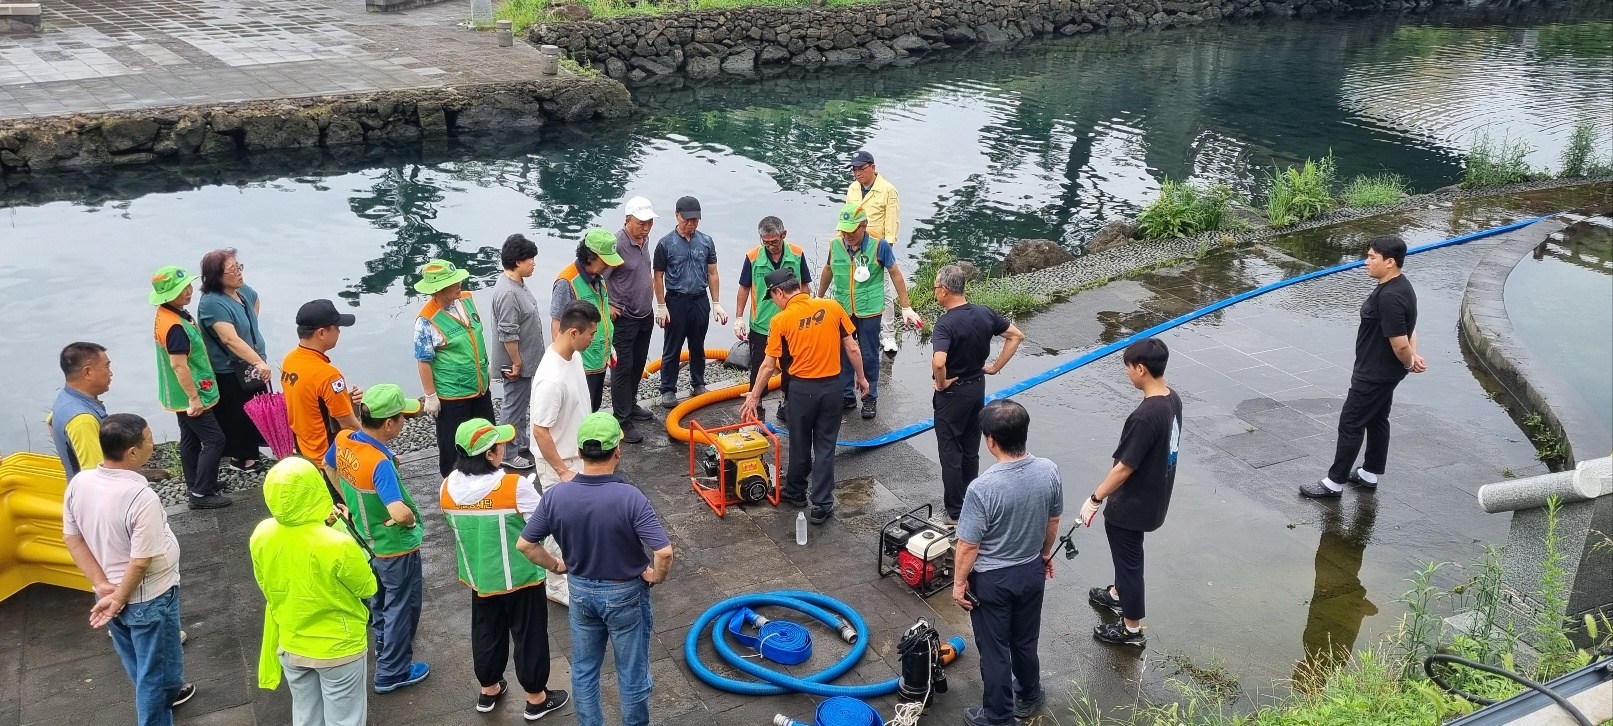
244, 381, 297, 459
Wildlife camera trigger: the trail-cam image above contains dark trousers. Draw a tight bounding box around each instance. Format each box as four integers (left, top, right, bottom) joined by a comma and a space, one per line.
436, 393, 495, 477
176, 409, 226, 498
748, 337, 788, 404
659, 292, 710, 394
840, 315, 883, 401
586, 370, 606, 412
1105, 522, 1146, 620
213, 374, 265, 463
371, 551, 424, 684
967, 559, 1046, 725
1328, 379, 1398, 484
784, 375, 842, 510
935, 376, 985, 519
611, 313, 654, 421
470, 585, 552, 694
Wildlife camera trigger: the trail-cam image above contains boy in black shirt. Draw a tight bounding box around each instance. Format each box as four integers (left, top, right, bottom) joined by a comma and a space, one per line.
1080, 338, 1182, 646
1301, 235, 1425, 499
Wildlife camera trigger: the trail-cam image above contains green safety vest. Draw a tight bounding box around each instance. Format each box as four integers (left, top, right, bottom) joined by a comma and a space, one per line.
333, 430, 423, 558
829, 234, 888, 319
153, 305, 219, 412
747, 243, 807, 335
557, 263, 612, 373
421, 293, 490, 400
440, 472, 546, 596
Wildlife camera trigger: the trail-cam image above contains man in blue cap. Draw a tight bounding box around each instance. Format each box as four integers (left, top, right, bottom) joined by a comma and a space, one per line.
845, 150, 904, 355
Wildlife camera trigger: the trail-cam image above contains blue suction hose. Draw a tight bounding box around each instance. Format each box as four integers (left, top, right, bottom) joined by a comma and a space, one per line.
685, 590, 966, 699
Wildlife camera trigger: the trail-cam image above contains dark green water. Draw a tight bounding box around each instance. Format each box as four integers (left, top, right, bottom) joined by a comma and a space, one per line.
1, 4, 1609, 450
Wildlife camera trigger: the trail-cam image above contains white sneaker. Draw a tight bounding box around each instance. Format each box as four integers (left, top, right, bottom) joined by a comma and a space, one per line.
881, 334, 898, 355
506, 453, 535, 470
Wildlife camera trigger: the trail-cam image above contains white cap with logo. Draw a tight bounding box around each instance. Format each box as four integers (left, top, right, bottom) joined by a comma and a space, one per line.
625, 196, 657, 221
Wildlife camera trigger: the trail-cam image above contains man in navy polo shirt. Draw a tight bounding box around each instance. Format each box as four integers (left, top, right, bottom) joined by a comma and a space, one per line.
652, 196, 728, 409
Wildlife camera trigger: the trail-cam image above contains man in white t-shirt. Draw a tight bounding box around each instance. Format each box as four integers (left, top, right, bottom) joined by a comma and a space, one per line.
529, 300, 601, 606
62, 413, 196, 725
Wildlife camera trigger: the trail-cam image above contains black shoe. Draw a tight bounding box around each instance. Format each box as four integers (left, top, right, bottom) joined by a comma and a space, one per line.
861, 398, 877, 420
775, 401, 788, 422
1088, 586, 1123, 616
631, 404, 654, 421
780, 495, 808, 509
962, 706, 999, 726
1013, 690, 1046, 719
843, 397, 857, 410
1347, 470, 1378, 490
1092, 621, 1146, 647
808, 506, 834, 524
476, 680, 507, 713
1299, 479, 1343, 499
171, 683, 196, 707
187, 493, 232, 510
525, 689, 569, 720
620, 419, 644, 444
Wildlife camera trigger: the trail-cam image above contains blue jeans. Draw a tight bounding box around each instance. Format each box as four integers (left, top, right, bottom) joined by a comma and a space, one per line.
841, 314, 882, 400
108, 585, 185, 726
370, 551, 424, 684
569, 576, 653, 726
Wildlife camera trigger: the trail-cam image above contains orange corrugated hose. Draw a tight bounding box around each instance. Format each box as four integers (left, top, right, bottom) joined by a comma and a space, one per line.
640, 348, 782, 444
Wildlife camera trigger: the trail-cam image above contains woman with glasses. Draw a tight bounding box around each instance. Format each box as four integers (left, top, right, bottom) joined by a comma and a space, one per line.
198, 248, 272, 472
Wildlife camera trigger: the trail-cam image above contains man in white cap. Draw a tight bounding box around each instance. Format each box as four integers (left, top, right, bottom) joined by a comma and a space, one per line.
605, 197, 660, 444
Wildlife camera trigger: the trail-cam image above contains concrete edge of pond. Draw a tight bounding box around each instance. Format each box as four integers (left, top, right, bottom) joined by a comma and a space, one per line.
1458, 215, 1613, 468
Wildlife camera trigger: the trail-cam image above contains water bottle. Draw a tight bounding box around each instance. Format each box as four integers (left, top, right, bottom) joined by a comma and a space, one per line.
795, 512, 808, 545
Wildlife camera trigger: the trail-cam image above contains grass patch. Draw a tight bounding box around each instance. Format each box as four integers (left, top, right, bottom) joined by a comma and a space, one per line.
1521, 412, 1568, 468
1558, 115, 1613, 179
494, 0, 545, 32
1463, 130, 1535, 189
560, 56, 599, 76
499, 0, 881, 30
1265, 153, 1336, 227
911, 247, 1048, 323
1339, 173, 1407, 208
1136, 178, 1238, 240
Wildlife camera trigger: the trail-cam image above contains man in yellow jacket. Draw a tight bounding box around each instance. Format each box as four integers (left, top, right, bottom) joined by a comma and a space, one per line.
845, 150, 903, 355
250, 457, 377, 726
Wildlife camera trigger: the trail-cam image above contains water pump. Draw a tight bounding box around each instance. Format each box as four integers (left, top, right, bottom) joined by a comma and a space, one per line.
878, 504, 956, 597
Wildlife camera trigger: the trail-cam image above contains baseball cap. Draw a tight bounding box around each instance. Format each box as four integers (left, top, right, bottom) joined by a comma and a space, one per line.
835, 202, 869, 233
578, 411, 623, 455
455, 418, 516, 456
148, 266, 193, 305
295, 299, 357, 328
361, 383, 421, 420
584, 228, 624, 266
625, 196, 657, 221
675, 196, 701, 220
414, 258, 471, 294
847, 150, 875, 168
764, 268, 798, 293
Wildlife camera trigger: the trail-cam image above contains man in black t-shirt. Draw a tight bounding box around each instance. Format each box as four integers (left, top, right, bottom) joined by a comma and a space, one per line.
930, 264, 1025, 524
1079, 338, 1182, 647
1301, 235, 1426, 499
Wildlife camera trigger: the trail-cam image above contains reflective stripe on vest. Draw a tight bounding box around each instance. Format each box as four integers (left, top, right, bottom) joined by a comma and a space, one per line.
333, 430, 423, 558
439, 472, 546, 596
153, 306, 219, 412
746, 243, 806, 336
422, 293, 490, 400
557, 263, 613, 373
828, 236, 886, 318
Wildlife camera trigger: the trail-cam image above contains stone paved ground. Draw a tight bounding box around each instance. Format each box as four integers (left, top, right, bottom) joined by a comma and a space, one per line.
0, 207, 1558, 725
0, 0, 546, 118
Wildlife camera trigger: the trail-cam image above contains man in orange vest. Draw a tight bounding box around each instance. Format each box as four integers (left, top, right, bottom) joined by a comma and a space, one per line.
413, 258, 496, 478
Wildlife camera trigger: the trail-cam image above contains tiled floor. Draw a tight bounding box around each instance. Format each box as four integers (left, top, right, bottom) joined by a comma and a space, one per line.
0, 0, 548, 118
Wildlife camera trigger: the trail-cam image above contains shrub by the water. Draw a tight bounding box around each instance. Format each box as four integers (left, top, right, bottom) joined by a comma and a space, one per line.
1340, 173, 1407, 208
911, 247, 1047, 321
1264, 154, 1336, 227
1136, 178, 1237, 240
1463, 130, 1535, 188
1558, 116, 1613, 179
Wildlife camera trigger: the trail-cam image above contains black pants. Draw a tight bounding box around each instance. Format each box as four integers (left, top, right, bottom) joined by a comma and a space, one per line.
176, 409, 226, 498
213, 373, 266, 463
611, 313, 654, 421
436, 393, 495, 477
784, 375, 841, 510
1105, 522, 1146, 620
586, 370, 606, 413
471, 585, 551, 693
967, 558, 1046, 724
748, 337, 788, 404
934, 376, 985, 519
659, 292, 710, 394
1328, 379, 1398, 484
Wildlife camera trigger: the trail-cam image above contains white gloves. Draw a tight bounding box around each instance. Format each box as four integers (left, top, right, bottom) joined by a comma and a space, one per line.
712, 303, 729, 326
422, 393, 441, 416
734, 318, 749, 340
655, 303, 670, 328
900, 306, 923, 329
1079, 496, 1101, 527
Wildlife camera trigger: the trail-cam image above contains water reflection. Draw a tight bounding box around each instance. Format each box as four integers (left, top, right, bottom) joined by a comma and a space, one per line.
1294, 496, 1379, 691
343, 165, 495, 301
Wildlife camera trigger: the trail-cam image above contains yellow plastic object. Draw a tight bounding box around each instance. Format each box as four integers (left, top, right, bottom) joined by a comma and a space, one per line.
0, 453, 92, 602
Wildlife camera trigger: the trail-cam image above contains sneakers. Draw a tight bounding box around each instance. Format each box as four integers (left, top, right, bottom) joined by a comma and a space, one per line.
223, 458, 259, 473
374, 662, 431, 693
631, 404, 655, 421
505, 453, 535, 470
691, 385, 710, 397
944, 514, 959, 526
775, 401, 788, 422
843, 397, 857, 410
1013, 690, 1046, 719
187, 493, 232, 510
808, 506, 834, 524
1347, 469, 1378, 490
547, 589, 570, 607
180, 630, 187, 645
780, 494, 808, 509
861, 398, 877, 420
171, 683, 196, 707
961, 706, 997, 726
881, 333, 899, 356
1088, 586, 1123, 616
620, 419, 644, 444
524, 689, 570, 720
476, 679, 507, 713
659, 392, 678, 408
1299, 479, 1342, 499
1093, 621, 1146, 647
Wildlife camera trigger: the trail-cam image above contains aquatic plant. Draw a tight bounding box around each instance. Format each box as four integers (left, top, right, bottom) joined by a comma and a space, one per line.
1136, 178, 1237, 240
1339, 173, 1407, 208
1264, 153, 1336, 227
1462, 130, 1534, 189
910, 247, 1048, 322
1557, 116, 1613, 179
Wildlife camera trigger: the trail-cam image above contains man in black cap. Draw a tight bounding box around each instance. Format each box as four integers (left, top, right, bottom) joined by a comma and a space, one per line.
845, 149, 903, 355
740, 269, 868, 524
652, 196, 728, 408
281, 299, 363, 467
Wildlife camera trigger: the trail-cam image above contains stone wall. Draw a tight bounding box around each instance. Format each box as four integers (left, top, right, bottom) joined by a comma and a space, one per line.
0, 78, 632, 175
530, 0, 1509, 82
0, 4, 43, 35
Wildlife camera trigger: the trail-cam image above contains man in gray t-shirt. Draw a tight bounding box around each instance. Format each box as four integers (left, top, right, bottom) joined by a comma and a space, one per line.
953, 399, 1061, 726
490, 235, 546, 470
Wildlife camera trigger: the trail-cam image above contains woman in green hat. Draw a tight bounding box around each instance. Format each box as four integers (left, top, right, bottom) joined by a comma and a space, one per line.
149, 265, 232, 510
411, 259, 497, 478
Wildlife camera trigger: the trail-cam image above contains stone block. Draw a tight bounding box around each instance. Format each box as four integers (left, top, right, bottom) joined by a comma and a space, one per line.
101, 119, 160, 154
685, 55, 720, 78
721, 48, 756, 74
759, 44, 791, 64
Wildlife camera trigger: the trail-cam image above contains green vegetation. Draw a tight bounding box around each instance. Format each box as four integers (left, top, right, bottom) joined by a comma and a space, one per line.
911, 247, 1049, 322
1558, 116, 1613, 179
1135, 178, 1238, 240
1339, 173, 1407, 208
1462, 130, 1535, 189
494, 0, 545, 32
497, 0, 880, 30
1265, 153, 1336, 227
559, 57, 599, 77
1521, 412, 1568, 467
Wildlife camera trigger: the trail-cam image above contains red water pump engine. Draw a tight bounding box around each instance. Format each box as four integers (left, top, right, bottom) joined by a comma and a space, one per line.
879, 505, 956, 598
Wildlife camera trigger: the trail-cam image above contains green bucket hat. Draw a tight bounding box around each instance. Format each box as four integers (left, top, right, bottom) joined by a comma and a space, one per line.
148, 265, 194, 305
361, 383, 421, 420
455, 417, 515, 456
584, 228, 624, 267
578, 411, 623, 454
835, 202, 869, 233
414, 258, 471, 294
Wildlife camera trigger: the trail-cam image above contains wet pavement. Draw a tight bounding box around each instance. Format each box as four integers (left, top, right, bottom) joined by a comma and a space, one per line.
0, 189, 1601, 725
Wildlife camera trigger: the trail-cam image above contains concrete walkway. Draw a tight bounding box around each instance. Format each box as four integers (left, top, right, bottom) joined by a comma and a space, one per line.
0, 0, 544, 119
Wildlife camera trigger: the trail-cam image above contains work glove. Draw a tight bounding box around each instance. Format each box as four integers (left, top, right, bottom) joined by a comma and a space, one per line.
422, 393, 441, 416
900, 306, 923, 330
655, 303, 670, 328
734, 318, 749, 340
712, 303, 729, 326
1079, 496, 1100, 527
